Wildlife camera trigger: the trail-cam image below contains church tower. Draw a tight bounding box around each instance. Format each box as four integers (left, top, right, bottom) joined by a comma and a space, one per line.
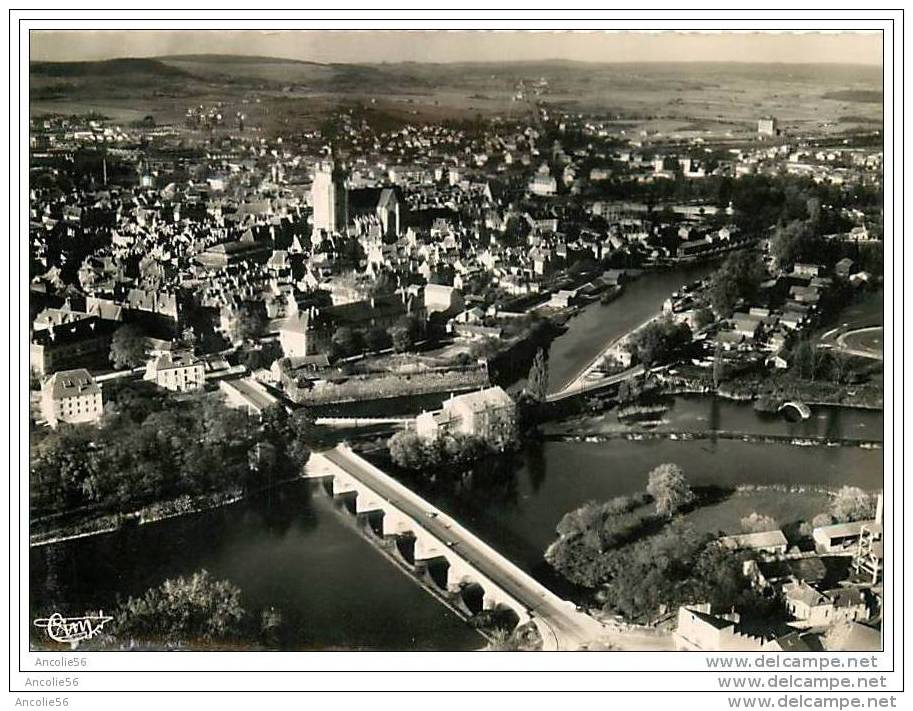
312, 160, 348, 235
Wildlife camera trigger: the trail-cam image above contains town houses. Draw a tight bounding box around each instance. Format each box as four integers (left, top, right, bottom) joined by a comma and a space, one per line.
25, 38, 887, 661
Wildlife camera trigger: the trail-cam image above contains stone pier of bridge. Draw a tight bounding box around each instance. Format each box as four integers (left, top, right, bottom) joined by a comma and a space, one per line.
304, 452, 534, 632
302, 446, 671, 651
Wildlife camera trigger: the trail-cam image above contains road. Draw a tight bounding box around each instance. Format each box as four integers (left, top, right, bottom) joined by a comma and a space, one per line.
320, 446, 614, 650
819, 324, 884, 361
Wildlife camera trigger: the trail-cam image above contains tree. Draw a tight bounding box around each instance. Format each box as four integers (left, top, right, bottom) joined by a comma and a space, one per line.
828, 351, 853, 385
553, 495, 654, 553
712, 344, 727, 388
626, 317, 692, 366
230, 305, 266, 344
526, 347, 549, 402
770, 219, 826, 270
708, 251, 766, 317
369, 270, 397, 296
110, 570, 245, 646
364, 326, 389, 352
241, 341, 281, 371
740, 512, 779, 533
693, 307, 715, 331
388, 431, 430, 470
331, 326, 364, 358
646, 463, 694, 518
770, 220, 804, 269
391, 315, 421, 353
109, 324, 148, 370
547, 518, 765, 622
487, 628, 523, 651
806, 197, 822, 224
830, 486, 878, 523
791, 339, 827, 381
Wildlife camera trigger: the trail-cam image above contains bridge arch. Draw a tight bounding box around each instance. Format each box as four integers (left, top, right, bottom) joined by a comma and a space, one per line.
778, 400, 811, 420
360, 509, 386, 539
458, 582, 486, 616
422, 557, 451, 592
336, 491, 358, 516
392, 532, 417, 566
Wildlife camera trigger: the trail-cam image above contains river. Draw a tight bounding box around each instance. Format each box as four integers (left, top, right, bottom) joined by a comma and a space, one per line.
414, 424, 882, 596
546, 263, 716, 393
29, 483, 485, 651
29, 264, 885, 651
30, 399, 883, 651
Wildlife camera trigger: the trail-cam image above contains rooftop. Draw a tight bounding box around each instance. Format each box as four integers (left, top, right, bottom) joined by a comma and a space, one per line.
719, 529, 788, 551
43, 368, 101, 400
446, 385, 513, 413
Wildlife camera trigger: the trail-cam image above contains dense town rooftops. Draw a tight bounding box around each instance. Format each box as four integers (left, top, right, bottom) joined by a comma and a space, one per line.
31, 316, 114, 347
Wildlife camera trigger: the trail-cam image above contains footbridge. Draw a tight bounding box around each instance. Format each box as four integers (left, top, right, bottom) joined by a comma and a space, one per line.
546, 365, 645, 403
304, 444, 608, 650
778, 400, 811, 420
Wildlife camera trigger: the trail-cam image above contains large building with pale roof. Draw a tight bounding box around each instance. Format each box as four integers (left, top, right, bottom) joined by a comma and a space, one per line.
39, 368, 104, 428
415, 386, 516, 444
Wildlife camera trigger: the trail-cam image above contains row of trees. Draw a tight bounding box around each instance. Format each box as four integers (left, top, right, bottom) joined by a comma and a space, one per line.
790, 339, 858, 384
30, 384, 310, 519
388, 430, 498, 478
332, 315, 426, 358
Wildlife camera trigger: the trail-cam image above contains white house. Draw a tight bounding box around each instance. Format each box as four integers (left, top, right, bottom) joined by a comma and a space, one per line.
415, 386, 517, 445
144, 350, 206, 392
40, 368, 104, 428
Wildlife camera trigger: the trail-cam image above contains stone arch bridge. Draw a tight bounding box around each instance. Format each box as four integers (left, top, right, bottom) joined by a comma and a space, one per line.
304, 445, 608, 650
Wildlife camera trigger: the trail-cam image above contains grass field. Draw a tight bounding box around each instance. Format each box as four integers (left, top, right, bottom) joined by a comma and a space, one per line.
681, 488, 832, 539
29, 57, 883, 136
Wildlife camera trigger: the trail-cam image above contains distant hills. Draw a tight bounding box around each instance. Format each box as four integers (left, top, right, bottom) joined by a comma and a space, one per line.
30, 57, 193, 78
28, 54, 882, 130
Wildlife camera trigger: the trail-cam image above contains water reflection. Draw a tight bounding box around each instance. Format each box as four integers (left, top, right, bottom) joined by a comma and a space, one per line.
408, 436, 882, 586
31, 481, 484, 651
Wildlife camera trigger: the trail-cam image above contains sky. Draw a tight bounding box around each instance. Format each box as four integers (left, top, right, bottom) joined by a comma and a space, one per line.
29, 30, 883, 66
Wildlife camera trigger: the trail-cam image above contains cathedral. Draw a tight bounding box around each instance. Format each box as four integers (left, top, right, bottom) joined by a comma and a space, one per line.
311, 160, 401, 239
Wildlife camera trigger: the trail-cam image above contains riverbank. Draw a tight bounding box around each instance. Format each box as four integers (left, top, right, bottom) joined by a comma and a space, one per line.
663, 384, 885, 411
542, 392, 883, 446
29, 477, 300, 547
544, 429, 882, 449
545, 263, 716, 393
557, 312, 658, 394
658, 366, 884, 411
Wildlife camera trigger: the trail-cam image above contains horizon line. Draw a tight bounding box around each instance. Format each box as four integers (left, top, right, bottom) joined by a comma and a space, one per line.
29, 53, 884, 68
